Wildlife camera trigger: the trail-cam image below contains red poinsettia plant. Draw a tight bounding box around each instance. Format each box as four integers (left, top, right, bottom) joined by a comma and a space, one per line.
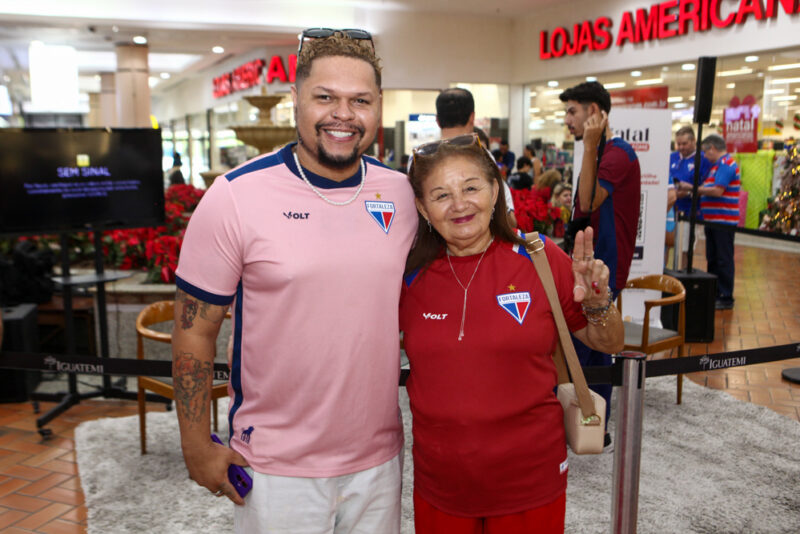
101, 184, 205, 283
510, 186, 563, 235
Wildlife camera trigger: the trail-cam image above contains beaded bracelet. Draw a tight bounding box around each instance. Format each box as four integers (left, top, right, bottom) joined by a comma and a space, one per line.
581, 293, 614, 327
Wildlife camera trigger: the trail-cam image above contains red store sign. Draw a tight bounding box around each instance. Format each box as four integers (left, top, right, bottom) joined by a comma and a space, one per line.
540, 0, 799, 59
213, 55, 297, 98
610, 86, 669, 109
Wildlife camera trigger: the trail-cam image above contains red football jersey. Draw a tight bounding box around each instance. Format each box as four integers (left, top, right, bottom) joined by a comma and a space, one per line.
400, 237, 587, 517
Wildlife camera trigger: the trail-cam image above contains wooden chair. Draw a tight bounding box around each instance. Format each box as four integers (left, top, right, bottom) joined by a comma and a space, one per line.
616, 274, 687, 404
136, 300, 229, 454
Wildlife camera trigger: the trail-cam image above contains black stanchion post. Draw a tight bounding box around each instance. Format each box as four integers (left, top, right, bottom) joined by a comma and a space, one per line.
611, 352, 646, 534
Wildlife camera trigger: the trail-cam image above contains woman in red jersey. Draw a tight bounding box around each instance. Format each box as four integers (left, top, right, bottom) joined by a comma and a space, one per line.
400, 133, 623, 533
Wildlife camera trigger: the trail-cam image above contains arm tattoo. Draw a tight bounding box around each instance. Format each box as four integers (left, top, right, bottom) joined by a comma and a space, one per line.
173, 351, 212, 424
177, 290, 199, 330
199, 301, 226, 324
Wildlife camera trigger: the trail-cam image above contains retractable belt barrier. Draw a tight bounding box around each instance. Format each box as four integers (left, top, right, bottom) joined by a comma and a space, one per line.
676, 214, 800, 244
1, 342, 798, 386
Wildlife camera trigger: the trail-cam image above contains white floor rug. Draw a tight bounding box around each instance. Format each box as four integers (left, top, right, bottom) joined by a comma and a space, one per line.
76, 376, 800, 533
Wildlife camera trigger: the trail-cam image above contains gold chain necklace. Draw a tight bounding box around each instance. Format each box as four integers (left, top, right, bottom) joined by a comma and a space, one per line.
446, 240, 491, 341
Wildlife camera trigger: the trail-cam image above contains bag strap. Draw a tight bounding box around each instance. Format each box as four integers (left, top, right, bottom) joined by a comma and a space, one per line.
526, 233, 601, 425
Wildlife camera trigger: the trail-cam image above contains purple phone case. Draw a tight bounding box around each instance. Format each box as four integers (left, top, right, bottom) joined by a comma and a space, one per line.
211, 433, 252, 498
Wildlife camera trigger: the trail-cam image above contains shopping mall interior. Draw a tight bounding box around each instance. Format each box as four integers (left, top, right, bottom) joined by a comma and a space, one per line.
0, 1, 799, 532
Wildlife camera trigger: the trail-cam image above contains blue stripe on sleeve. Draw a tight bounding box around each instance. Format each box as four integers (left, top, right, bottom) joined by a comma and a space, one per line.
175, 276, 235, 305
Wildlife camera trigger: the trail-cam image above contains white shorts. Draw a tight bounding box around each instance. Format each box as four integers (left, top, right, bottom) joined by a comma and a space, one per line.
234, 453, 402, 534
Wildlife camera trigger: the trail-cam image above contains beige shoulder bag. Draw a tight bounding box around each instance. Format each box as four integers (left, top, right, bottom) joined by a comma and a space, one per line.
526, 233, 606, 455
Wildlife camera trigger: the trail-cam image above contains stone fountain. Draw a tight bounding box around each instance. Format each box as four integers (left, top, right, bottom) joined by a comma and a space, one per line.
201, 88, 296, 187
231, 88, 296, 154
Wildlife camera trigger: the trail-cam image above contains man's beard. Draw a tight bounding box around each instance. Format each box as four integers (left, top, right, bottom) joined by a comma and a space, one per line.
297, 122, 367, 170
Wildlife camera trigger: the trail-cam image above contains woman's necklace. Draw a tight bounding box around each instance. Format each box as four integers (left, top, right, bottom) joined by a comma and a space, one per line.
293, 150, 365, 206
446, 240, 491, 341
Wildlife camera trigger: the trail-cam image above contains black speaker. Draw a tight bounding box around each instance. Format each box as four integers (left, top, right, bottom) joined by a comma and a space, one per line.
693, 57, 717, 124
662, 268, 717, 343
1, 303, 41, 402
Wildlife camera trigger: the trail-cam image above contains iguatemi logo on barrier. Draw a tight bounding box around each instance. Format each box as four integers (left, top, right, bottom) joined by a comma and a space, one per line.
43, 355, 104, 375
497, 291, 531, 325
365, 200, 395, 234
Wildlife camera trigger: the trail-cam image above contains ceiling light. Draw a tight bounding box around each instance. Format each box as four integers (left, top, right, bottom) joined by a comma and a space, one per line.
778, 101, 792, 106
757, 72, 764, 77
585, 76, 597, 82
765, 88, 785, 94
772, 95, 798, 101
212, 46, 225, 54
148, 76, 159, 88
682, 63, 696, 71
771, 77, 800, 84
662, 66, 669, 72
543, 89, 562, 95
529, 107, 540, 113
667, 96, 683, 102
160, 72, 171, 79
111, 26, 119, 33
744, 55, 759, 62
674, 103, 688, 108
726, 83, 736, 89
635, 78, 663, 86
545, 114, 557, 120
604, 82, 626, 89
547, 80, 559, 87
718, 67, 752, 77
133, 35, 147, 45
554, 110, 566, 116
630, 70, 642, 77
768, 62, 800, 71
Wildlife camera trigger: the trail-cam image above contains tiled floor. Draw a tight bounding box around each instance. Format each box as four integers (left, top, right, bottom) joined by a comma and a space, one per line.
1, 238, 799, 533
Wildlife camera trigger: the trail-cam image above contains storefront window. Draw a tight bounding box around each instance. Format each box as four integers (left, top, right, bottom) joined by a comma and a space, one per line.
525, 47, 800, 152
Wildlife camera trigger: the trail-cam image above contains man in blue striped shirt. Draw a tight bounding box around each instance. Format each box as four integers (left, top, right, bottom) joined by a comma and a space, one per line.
678, 134, 740, 310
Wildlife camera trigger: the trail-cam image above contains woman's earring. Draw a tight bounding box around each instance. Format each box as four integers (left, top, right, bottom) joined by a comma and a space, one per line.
491, 207, 495, 220
427, 219, 432, 232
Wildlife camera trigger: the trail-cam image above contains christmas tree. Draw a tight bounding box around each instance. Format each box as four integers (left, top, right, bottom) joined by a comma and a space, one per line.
760, 141, 799, 236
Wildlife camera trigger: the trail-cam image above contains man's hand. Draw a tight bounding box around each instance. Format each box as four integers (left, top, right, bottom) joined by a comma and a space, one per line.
182, 437, 250, 506
582, 110, 608, 149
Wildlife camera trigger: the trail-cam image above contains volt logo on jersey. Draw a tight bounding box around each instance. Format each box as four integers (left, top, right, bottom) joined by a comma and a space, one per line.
365, 200, 396, 234
496, 291, 531, 325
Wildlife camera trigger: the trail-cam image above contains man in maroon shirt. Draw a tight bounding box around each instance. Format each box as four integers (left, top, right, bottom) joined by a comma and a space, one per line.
560, 81, 641, 442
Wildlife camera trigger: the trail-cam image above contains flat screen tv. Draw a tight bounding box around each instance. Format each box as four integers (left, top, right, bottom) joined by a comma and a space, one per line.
0, 128, 165, 236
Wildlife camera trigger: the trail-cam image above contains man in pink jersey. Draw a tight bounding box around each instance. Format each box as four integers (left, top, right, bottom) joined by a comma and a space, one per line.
171, 29, 416, 533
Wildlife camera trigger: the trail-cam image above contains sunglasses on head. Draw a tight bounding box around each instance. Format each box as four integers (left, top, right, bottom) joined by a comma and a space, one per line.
297, 28, 374, 55
411, 133, 484, 165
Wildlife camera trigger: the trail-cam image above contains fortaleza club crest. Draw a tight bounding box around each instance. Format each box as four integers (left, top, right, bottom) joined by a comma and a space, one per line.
365, 200, 395, 234
496, 292, 531, 325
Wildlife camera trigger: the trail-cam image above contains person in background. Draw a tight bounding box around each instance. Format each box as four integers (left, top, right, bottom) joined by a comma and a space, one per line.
534, 168, 562, 199
435, 87, 517, 228
665, 172, 678, 265
670, 125, 711, 267
523, 144, 544, 183
167, 153, 186, 186
172, 29, 416, 533
560, 81, 641, 445
550, 182, 573, 238
678, 133, 740, 310
401, 133, 623, 533
497, 138, 516, 176
508, 156, 534, 190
